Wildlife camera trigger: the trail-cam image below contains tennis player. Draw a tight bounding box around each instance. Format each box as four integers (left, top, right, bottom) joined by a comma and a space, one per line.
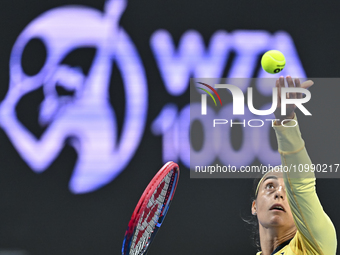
251, 76, 337, 255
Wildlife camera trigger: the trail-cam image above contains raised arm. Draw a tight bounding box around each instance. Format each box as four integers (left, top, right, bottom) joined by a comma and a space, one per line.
273, 76, 337, 255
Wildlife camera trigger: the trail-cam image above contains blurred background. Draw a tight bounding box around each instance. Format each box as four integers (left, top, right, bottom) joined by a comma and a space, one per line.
0, 0, 340, 254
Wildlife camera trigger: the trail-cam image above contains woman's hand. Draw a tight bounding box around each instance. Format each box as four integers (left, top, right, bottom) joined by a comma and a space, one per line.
274, 76, 314, 123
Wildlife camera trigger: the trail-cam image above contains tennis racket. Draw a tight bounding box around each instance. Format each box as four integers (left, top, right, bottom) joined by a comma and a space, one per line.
122, 161, 180, 255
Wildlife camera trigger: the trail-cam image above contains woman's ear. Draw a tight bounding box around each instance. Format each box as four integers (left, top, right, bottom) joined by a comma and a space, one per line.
251, 200, 257, 215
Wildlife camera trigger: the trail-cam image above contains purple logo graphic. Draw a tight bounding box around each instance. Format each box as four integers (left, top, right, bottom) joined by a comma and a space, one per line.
0, 0, 148, 193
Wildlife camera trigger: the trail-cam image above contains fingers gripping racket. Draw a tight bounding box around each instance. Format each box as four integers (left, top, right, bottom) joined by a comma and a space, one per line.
122, 161, 180, 255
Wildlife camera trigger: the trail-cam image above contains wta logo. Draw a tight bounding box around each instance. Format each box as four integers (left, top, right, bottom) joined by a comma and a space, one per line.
0, 0, 148, 193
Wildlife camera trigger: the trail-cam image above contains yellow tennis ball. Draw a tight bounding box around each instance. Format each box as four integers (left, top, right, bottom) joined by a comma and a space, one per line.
261, 50, 286, 74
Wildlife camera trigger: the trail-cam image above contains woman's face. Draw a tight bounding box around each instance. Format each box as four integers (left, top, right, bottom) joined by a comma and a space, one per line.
252, 172, 296, 231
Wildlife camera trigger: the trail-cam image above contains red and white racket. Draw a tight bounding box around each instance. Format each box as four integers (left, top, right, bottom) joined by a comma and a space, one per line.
122, 161, 180, 255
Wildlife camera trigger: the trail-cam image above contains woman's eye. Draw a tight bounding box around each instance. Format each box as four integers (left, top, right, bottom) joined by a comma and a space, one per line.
266, 183, 274, 189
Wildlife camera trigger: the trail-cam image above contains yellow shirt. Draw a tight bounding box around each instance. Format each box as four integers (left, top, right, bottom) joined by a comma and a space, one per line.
256, 117, 337, 255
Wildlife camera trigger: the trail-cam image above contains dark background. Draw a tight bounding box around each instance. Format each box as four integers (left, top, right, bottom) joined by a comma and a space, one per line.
0, 0, 340, 254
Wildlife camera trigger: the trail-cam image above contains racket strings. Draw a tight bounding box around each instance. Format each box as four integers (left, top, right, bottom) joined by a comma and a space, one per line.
160, 170, 176, 215
130, 170, 174, 255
